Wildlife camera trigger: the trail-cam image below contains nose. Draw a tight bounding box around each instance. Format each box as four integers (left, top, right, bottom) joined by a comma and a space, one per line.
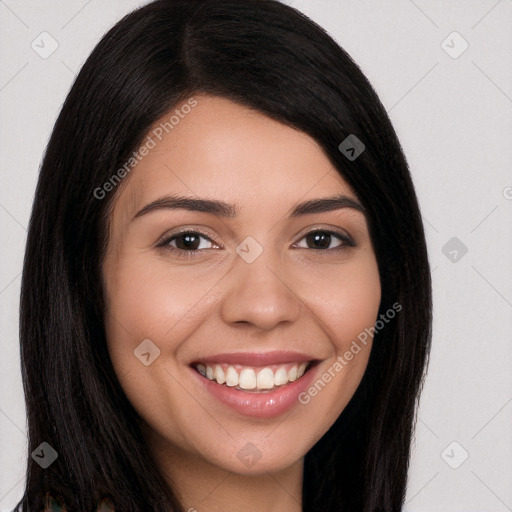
219, 245, 303, 331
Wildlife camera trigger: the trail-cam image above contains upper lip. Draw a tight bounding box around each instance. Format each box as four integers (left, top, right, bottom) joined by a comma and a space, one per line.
190, 351, 317, 367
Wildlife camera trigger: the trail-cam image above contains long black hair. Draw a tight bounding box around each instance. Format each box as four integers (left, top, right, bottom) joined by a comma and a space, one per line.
15, 1, 432, 510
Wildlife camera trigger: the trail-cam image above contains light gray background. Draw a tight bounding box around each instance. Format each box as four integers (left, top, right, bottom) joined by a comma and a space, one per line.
1, 1, 511, 510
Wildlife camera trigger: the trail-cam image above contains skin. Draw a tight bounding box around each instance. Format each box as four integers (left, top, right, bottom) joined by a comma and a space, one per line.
102, 94, 381, 512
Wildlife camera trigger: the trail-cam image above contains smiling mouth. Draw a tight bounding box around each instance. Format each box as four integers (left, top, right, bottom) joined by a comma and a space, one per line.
191, 361, 318, 393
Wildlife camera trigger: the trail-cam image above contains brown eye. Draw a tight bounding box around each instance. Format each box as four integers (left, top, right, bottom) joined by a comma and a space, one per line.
156, 230, 219, 259
173, 232, 205, 251
296, 230, 355, 251
305, 231, 337, 250
161, 231, 215, 252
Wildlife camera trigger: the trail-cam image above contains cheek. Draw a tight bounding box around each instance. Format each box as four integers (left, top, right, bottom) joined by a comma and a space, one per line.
309, 253, 381, 353
102, 253, 223, 370
102, 255, 223, 439
295, 255, 381, 427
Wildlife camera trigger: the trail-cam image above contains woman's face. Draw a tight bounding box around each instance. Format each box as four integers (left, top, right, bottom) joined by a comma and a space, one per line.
102, 94, 381, 476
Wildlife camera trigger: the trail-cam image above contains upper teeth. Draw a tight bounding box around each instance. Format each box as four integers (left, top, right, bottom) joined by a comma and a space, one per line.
196, 362, 309, 390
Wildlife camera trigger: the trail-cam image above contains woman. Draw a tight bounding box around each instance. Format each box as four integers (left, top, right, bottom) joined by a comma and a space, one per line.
15, 0, 432, 511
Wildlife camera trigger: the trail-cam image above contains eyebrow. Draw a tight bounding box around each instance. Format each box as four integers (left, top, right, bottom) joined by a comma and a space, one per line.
132, 193, 365, 220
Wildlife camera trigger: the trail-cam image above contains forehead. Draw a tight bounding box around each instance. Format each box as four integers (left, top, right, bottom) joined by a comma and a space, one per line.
114, 94, 357, 220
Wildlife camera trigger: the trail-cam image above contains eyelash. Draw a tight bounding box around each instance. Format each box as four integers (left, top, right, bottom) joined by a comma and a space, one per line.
156, 228, 356, 259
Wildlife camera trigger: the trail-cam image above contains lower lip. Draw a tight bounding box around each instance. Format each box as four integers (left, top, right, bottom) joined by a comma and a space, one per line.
190, 363, 319, 418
